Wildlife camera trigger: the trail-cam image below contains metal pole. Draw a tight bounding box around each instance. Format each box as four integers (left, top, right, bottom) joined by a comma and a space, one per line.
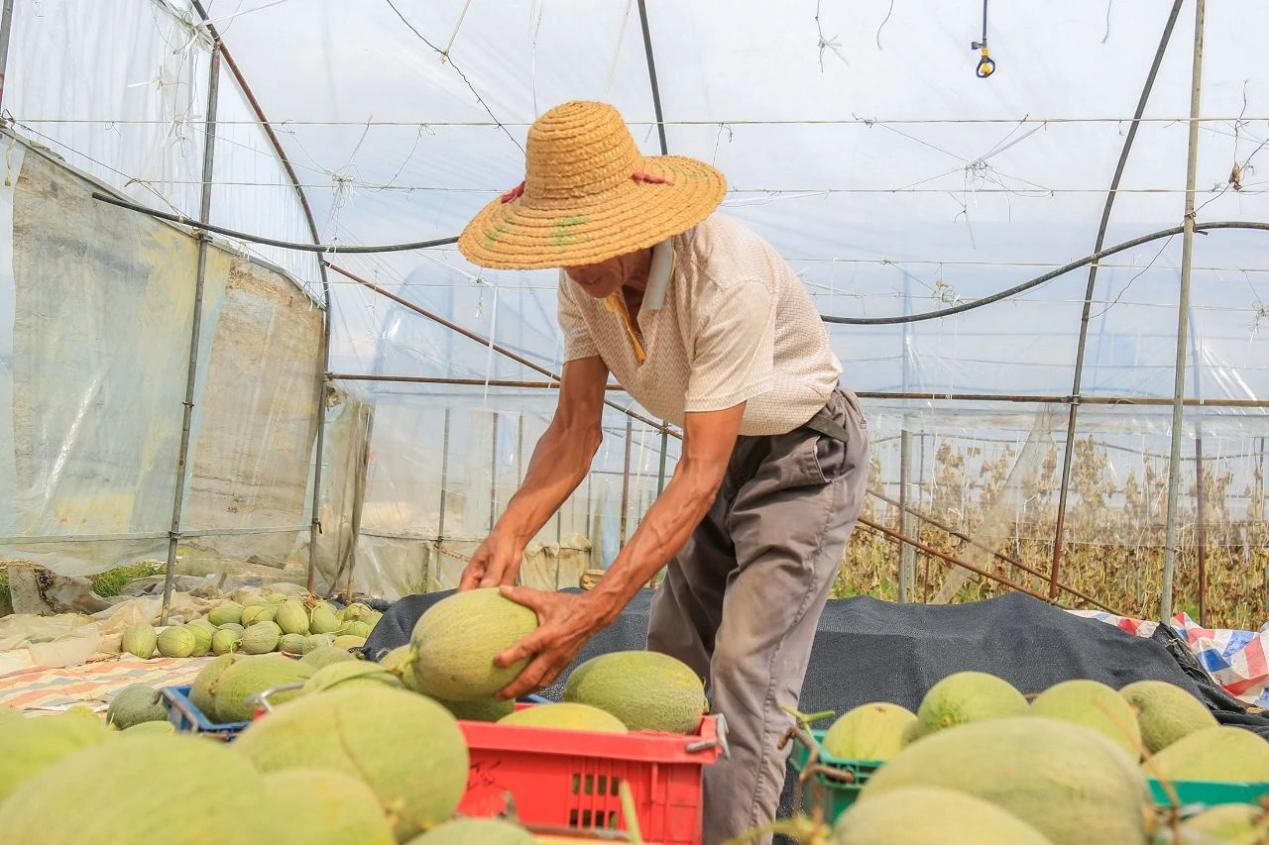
0, 0, 15, 111
437, 408, 451, 540
635, 0, 669, 157
656, 428, 668, 496
898, 270, 916, 602
1162, 0, 1206, 622
1049, 0, 1187, 600
1189, 303, 1206, 625
161, 47, 221, 624
620, 417, 633, 546
899, 430, 915, 602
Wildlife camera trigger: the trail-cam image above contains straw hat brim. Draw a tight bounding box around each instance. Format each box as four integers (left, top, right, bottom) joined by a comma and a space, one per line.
458, 155, 726, 270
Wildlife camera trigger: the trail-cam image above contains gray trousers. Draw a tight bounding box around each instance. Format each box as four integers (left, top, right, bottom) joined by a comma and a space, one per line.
647, 388, 869, 845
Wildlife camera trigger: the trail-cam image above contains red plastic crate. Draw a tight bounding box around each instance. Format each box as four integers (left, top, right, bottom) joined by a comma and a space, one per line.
458, 707, 727, 845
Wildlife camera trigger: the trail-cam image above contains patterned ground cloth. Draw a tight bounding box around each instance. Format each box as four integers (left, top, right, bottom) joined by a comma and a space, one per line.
0, 656, 211, 713
1071, 609, 1269, 708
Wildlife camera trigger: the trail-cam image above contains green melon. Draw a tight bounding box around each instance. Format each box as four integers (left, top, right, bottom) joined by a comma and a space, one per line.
120, 623, 157, 659
332, 635, 367, 650
822, 702, 917, 761
309, 602, 340, 635
379, 645, 418, 691
406, 817, 535, 844
899, 719, 924, 748
211, 628, 241, 656
1146, 726, 1269, 782
914, 671, 1028, 737
190, 653, 244, 721
157, 626, 197, 658
208, 602, 244, 627
277, 600, 311, 636
832, 785, 1053, 844
341, 602, 376, 623
339, 620, 372, 639
498, 702, 627, 733
235, 687, 468, 840
303, 661, 403, 694
184, 622, 213, 657
218, 622, 245, 635
267, 592, 289, 604
859, 716, 1150, 845
1119, 680, 1218, 754
264, 768, 395, 845
187, 618, 217, 635
411, 588, 539, 702
1030, 679, 1142, 759
214, 655, 312, 723
307, 633, 336, 651
438, 697, 515, 722
240, 622, 281, 655
1177, 803, 1267, 845
241, 603, 276, 627
279, 633, 310, 655
121, 720, 175, 737
563, 651, 706, 734
106, 684, 167, 729
0, 734, 278, 844
303, 645, 360, 670
0, 708, 114, 802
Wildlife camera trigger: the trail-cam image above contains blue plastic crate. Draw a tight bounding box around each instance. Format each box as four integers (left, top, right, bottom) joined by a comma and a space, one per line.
161, 685, 250, 740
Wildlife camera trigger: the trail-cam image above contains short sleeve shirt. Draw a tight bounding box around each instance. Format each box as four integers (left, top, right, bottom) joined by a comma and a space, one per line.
557, 214, 841, 436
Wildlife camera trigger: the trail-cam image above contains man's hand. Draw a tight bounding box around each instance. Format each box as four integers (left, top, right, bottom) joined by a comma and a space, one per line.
493, 586, 609, 700
459, 532, 525, 591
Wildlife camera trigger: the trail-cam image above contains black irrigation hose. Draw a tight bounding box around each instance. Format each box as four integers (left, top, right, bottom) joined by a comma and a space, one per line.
821, 221, 1269, 325
94, 188, 1267, 327
90, 191, 458, 253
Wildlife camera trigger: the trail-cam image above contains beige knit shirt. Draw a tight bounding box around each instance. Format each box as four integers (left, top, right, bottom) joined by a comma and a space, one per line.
558, 214, 841, 436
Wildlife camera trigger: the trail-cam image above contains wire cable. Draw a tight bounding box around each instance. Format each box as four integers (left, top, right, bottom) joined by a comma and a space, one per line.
90, 190, 458, 253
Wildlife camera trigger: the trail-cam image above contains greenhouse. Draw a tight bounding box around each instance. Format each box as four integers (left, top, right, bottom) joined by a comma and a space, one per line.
0, 1, 1267, 843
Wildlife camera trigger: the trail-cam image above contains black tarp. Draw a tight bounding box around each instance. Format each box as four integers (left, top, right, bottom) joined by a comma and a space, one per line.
367, 589, 1269, 823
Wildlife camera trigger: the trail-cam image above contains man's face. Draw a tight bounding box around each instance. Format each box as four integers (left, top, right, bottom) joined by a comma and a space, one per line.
565, 252, 637, 299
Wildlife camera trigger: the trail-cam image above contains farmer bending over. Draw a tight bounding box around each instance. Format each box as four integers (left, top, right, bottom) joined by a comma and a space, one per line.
456, 101, 869, 843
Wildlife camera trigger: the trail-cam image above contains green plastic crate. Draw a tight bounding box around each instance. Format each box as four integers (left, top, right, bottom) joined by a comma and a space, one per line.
790, 727, 1269, 825
787, 728, 882, 821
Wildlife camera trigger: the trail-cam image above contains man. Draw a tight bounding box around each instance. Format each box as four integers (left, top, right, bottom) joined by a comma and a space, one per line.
456, 101, 868, 842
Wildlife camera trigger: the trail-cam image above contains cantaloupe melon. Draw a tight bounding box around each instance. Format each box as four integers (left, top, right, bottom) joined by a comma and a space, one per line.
264, 768, 395, 845
211, 628, 241, 655
190, 653, 244, 721
303, 645, 359, 670
832, 785, 1053, 844
214, 654, 312, 722
302, 661, 403, 694
157, 626, 197, 658
914, 671, 1028, 737
411, 588, 539, 701
0, 734, 278, 844
235, 687, 467, 841
276, 600, 311, 636
184, 622, 212, 657
120, 720, 174, 736
240, 621, 281, 655
859, 716, 1150, 845
822, 702, 916, 761
121, 623, 157, 659
208, 602, 243, 626
106, 684, 167, 729
498, 702, 627, 733
1030, 679, 1142, 759
563, 651, 706, 734
0, 708, 113, 802
1176, 803, 1267, 845
1119, 680, 1217, 754
1146, 726, 1269, 782
438, 696, 515, 722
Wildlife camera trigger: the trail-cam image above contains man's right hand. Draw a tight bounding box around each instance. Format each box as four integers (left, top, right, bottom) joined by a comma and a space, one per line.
459, 531, 525, 591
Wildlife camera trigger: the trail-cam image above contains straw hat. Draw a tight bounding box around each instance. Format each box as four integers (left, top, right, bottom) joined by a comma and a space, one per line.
458, 101, 727, 270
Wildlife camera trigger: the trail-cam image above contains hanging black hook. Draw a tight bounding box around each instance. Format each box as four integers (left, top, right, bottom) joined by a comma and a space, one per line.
971, 0, 997, 78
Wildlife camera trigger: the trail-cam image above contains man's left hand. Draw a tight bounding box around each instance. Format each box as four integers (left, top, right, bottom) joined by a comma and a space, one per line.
494, 586, 608, 700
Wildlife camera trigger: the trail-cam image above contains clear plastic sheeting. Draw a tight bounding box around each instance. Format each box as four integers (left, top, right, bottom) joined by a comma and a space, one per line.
0, 133, 321, 576
1, 0, 1267, 625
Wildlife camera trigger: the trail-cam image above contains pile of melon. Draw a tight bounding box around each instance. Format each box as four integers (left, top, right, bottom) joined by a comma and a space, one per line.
0, 588, 711, 843
816, 671, 1269, 844
120, 595, 381, 661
